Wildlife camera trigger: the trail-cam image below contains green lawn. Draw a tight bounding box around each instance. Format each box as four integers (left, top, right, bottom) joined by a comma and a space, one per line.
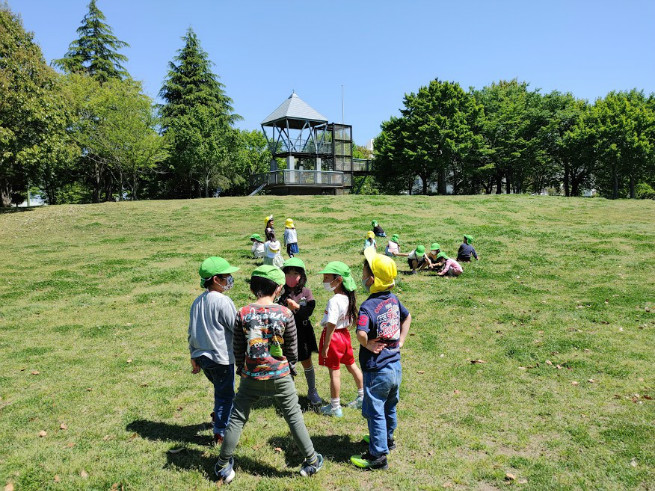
1, 195, 654, 490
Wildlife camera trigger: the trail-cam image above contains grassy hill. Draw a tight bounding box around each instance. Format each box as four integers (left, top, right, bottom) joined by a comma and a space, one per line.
1, 195, 654, 490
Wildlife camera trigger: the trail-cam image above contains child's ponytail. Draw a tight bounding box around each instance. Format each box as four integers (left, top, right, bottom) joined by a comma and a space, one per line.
344, 288, 357, 326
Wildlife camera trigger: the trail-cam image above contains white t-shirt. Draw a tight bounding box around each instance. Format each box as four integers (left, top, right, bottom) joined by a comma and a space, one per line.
320, 293, 351, 330
251, 241, 265, 258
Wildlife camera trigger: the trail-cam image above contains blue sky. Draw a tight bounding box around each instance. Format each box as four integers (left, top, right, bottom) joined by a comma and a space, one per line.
13, 0, 655, 145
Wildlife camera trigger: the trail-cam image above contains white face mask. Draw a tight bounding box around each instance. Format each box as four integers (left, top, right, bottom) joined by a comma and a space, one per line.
323, 280, 336, 292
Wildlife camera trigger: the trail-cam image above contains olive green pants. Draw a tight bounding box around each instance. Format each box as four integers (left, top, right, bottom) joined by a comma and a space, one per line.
219, 375, 317, 461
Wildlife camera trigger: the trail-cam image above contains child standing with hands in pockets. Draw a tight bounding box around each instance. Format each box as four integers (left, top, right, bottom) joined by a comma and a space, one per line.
317, 261, 364, 417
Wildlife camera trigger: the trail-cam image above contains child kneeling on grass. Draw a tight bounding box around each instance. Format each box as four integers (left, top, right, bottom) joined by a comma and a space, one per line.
214, 265, 323, 483
351, 247, 411, 470
189, 257, 239, 446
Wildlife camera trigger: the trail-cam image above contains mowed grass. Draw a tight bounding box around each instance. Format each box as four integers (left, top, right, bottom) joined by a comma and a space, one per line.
0, 195, 654, 490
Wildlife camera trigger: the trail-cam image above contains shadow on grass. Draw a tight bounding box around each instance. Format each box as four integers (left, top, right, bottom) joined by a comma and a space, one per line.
126, 419, 212, 446
268, 434, 357, 465
164, 448, 295, 480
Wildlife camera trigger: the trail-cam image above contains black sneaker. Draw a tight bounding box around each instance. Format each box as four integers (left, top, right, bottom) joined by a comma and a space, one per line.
362, 434, 396, 451
350, 451, 388, 470
299, 453, 324, 476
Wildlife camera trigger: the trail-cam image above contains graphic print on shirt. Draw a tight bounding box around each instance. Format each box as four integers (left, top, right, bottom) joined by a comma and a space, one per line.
238, 304, 290, 379
374, 299, 401, 341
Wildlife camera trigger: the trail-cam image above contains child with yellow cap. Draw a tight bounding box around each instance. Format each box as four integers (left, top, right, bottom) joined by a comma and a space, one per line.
317, 261, 364, 417
351, 248, 412, 470
189, 257, 240, 446
283, 218, 300, 258
264, 215, 275, 241
363, 231, 377, 253
215, 265, 323, 483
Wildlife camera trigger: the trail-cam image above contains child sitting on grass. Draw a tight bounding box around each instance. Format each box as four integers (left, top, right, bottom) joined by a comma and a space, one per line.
279, 257, 322, 406
351, 247, 411, 470
434, 252, 463, 277
407, 245, 430, 274
363, 231, 377, 252
426, 243, 441, 268
263, 232, 284, 268
317, 261, 364, 417
250, 234, 265, 259
457, 234, 479, 262
384, 234, 409, 258
214, 265, 323, 483
189, 256, 240, 445
371, 220, 386, 237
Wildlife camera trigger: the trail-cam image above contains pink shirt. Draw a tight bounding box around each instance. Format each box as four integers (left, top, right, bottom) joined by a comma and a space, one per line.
439, 258, 463, 275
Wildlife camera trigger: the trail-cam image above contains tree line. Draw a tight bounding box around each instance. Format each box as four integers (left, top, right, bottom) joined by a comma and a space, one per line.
374, 79, 655, 198
0, 1, 270, 207
2, 1, 654, 206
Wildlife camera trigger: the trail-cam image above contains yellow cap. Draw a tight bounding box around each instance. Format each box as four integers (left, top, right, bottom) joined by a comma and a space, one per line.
265, 214, 273, 225
364, 247, 397, 293
285, 218, 294, 228
366, 231, 375, 239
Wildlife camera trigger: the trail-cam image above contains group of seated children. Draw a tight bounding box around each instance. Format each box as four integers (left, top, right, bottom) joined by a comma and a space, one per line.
379, 226, 478, 277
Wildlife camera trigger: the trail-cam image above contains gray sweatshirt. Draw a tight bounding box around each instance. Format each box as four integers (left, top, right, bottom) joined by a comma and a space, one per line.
188, 290, 236, 365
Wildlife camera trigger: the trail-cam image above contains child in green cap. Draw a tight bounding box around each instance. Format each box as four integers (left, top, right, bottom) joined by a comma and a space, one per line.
279, 257, 322, 406
250, 234, 265, 259
407, 245, 430, 274
189, 257, 240, 445
435, 252, 463, 277
457, 234, 479, 262
384, 234, 409, 258
215, 265, 323, 483
317, 261, 364, 417
371, 220, 386, 237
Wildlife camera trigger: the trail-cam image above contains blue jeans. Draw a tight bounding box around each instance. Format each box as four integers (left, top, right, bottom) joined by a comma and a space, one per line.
195, 356, 235, 437
362, 361, 402, 457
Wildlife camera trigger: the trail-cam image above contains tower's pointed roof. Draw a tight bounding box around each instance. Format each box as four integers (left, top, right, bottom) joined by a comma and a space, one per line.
261, 92, 328, 129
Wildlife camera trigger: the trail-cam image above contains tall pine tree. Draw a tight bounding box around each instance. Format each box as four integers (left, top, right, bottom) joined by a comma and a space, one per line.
159, 28, 240, 198
54, 0, 128, 82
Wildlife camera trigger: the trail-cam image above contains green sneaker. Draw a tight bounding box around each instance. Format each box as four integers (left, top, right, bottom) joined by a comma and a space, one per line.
350, 452, 388, 470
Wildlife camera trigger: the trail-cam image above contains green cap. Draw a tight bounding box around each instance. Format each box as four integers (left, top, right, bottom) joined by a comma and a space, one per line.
318, 261, 356, 292
430, 242, 440, 251
371, 220, 378, 227
282, 257, 306, 272
415, 245, 425, 255
464, 234, 474, 244
251, 265, 285, 285
391, 234, 399, 243
199, 257, 239, 287
250, 233, 263, 242
437, 252, 449, 260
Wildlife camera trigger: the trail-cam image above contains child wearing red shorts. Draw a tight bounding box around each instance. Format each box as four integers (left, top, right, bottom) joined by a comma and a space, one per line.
317, 261, 364, 417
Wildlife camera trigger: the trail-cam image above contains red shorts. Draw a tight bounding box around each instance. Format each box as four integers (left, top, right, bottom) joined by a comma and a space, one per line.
319, 328, 355, 370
